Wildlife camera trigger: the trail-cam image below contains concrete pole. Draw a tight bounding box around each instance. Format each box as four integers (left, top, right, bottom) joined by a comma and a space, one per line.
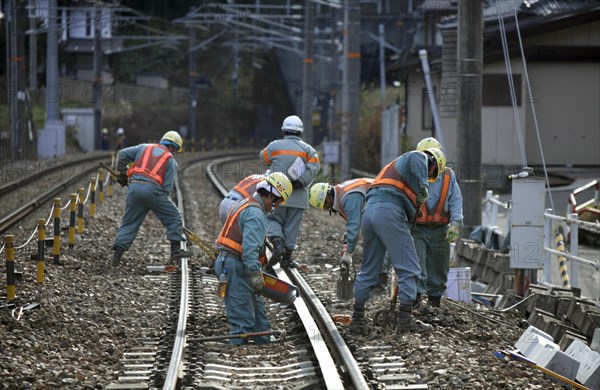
301, 1, 315, 145
341, 0, 360, 181
46, 0, 60, 121
8, 0, 20, 160
456, 0, 483, 235
377, 1, 386, 110
188, 25, 197, 147
93, 7, 102, 150
28, 0, 37, 91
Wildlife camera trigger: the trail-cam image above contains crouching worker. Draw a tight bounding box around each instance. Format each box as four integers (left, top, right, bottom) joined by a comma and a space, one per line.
215, 173, 292, 345
112, 131, 192, 266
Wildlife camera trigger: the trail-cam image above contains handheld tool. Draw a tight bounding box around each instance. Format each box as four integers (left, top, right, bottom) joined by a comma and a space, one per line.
336, 233, 354, 300
98, 161, 119, 178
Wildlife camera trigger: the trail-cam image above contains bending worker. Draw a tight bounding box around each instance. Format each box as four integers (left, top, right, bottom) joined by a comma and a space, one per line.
351, 148, 446, 335
219, 173, 266, 224
214, 172, 292, 344
260, 115, 320, 268
112, 131, 192, 266
413, 137, 463, 311
308, 178, 373, 268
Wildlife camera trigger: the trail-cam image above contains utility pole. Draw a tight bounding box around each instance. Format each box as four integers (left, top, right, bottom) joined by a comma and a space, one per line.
93, 6, 102, 150
456, 0, 483, 235
45, 0, 60, 122
377, 0, 386, 111
341, 0, 360, 180
188, 25, 197, 147
7, 0, 19, 160
301, 0, 315, 144
28, 0, 37, 91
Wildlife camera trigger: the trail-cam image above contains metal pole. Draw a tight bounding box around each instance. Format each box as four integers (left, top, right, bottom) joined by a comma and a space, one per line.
543, 209, 552, 285
46, 0, 59, 121
93, 6, 102, 150
8, 0, 19, 160
301, 0, 315, 144
28, 0, 37, 91
419, 49, 445, 150
341, 0, 360, 180
188, 25, 197, 147
569, 213, 579, 289
456, 0, 483, 236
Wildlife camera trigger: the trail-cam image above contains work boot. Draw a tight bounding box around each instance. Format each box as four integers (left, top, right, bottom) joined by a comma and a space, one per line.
280, 249, 298, 268
428, 295, 441, 308
349, 305, 368, 335
372, 273, 389, 295
396, 303, 433, 334
112, 247, 125, 267
268, 237, 285, 266
170, 240, 192, 261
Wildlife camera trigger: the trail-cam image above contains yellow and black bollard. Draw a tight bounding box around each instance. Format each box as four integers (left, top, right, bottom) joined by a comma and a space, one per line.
90, 177, 97, 217
53, 198, 61, 265
37, 219, 45, 284
68, 193, 77, 249
4, 235, 16, 300
555, 233, 571, 289
108, 172, 114, 198
77, 187, 84, 234
98, 168, 105, 204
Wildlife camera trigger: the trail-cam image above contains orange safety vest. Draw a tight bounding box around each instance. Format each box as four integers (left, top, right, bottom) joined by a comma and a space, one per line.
335, 178, 373, 220
416, 168, 451, 226
370, 160, 418, 206
128, 144, 172, 185
216, 198, 261, 256
233, 175, 263, 199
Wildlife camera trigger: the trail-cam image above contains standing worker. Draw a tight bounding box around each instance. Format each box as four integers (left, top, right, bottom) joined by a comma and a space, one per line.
259, 115, 320, 268
214, 173, 293, 344
112, 131, 192, 266
115, 127, 127, 150
219, 173, 266, 224
413, 137, 463, 311
100, 128, 110, 150
350, 148, 446, 334
308, 178, 373, 268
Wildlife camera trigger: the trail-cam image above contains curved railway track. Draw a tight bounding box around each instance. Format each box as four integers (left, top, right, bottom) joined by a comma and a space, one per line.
0, 151, 568, 390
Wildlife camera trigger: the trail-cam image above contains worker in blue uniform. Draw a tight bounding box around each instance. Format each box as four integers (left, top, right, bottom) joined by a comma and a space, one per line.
413, 138, 463, 311
219, 173, 265, 224
214, 173, 293, 344
259, 115, 320, 268
350, 148, 446, 334
112, 131, 192, 266
308, 178, 373, 268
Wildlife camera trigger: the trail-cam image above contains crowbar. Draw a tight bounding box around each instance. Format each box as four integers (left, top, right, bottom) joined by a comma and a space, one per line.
188, 329, 286, 342
183, 227, 218, 260
98, 161, 119, 178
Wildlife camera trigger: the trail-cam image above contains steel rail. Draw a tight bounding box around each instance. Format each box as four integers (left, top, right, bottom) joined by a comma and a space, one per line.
207, 156, 368, 389
0, 161, 109, 234
0, 154, 111, 197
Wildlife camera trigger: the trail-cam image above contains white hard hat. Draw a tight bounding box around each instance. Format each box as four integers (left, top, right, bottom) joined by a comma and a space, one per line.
116, 128, 124, 135
281, 115, 304, 133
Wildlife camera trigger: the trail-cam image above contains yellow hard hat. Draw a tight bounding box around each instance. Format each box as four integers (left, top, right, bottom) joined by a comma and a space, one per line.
309, 182, 330, 209
416, 137, 442, 151
265, 172, 293, 201
161, 131, 184, 152
424, 148, 446, 182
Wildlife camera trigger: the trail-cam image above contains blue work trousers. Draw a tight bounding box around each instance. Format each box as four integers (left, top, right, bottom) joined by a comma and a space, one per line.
215, 254, 271, 345
267, 206, 305, 250
413, 225, 450, 298
354, 201, 421, 306
113, 181, 184, 250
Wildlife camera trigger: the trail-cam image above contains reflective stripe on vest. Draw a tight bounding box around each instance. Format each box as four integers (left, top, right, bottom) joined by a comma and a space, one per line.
128, 144, 172, 185
371, 160, 418, 205
335, 178, 373, 220
233, 175, 263, 199
268, 149, 320, 164
216, 198, 261, 255
417, 168, 451, 225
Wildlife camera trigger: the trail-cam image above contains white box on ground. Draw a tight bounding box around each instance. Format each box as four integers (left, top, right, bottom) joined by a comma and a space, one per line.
565, 339, 600, 389
444, 267, 471, 302
515, 325, 555, 358
532, 344, 580, 381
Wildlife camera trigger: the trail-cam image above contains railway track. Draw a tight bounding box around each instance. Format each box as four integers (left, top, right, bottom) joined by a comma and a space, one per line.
0, 151, 568, 390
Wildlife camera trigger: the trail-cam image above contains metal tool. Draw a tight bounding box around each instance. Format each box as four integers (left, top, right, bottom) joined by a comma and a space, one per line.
188, 329, 286, 343
183, 227, 218, 261
98, 161, 119, 178
336, 233, 354, 300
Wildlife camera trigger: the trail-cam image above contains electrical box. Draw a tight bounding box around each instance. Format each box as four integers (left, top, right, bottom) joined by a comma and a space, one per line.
510, 174, 546, 269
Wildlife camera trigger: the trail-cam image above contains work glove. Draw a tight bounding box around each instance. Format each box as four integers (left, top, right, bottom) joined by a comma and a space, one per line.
340, 252, 353, 270
117, 173, 128, 187
417, 188, 428, 204
248, 271, 265, 292
291, 179, 304, 190
446, 224, 460, 243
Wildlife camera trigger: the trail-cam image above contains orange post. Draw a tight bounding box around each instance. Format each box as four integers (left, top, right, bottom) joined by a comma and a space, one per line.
68, 193, 77, 249
53, 198, 61, 265
4, 235, 15, 300
37, 219, 45, 284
